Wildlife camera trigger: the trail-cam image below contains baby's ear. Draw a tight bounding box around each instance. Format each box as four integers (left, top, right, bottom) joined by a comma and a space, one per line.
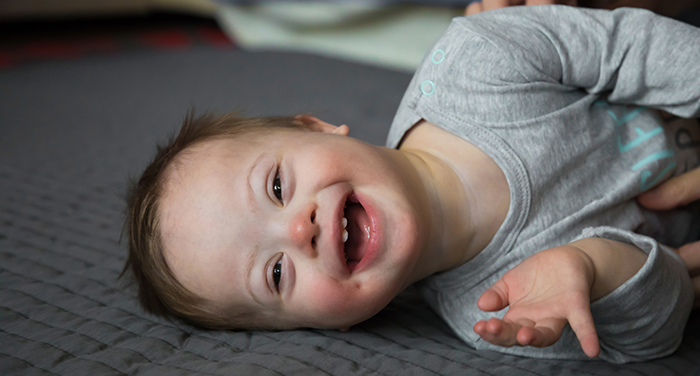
296, 115, 349, 136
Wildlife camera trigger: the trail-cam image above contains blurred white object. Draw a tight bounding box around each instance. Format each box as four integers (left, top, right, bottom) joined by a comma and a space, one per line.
216, 2, 461, 72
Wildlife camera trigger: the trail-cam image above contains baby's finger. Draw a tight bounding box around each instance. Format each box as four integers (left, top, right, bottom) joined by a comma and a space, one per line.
568, 308, 600, 358
474, 320, 487, 335
677, 241, 700, 277
477, 280, 510, 312
482, 0, 511, 12
516, 317, 566, 348
475, 318, 522, 347
525, 0, 560, 5
465, 2, 483, 15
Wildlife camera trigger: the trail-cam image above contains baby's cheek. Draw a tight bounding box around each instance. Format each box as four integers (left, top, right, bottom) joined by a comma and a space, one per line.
305, 281, 385, 326
307, 282, 355, 315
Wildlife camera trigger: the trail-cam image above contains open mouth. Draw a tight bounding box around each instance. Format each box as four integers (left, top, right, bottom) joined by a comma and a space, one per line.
342, 193, 370, 270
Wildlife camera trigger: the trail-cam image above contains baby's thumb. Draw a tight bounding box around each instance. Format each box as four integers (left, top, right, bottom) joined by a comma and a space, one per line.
477, 281, 509, 312
569, 306, 600, 358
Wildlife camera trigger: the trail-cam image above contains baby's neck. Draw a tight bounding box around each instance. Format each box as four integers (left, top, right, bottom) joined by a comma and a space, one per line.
399, 120, 510, 275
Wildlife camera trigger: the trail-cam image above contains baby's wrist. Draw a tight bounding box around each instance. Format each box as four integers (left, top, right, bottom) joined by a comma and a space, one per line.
569, 237, 647, 301
562, 241, 598, 298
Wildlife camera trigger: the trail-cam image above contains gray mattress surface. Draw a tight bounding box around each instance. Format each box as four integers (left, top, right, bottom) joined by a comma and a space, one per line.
1, 46, 700, 375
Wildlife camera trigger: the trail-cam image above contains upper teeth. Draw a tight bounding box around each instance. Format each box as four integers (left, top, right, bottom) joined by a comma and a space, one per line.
342, 217, 348, 242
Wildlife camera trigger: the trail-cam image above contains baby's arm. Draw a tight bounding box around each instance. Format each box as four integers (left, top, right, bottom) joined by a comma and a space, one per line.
462, 6, 700, 118
578, 238, 649, 301
474, 237, 646, 358
475, 229, 695, 362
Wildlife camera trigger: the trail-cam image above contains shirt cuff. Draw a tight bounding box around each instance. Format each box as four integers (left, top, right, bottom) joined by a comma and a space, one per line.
580, 226, 693, 363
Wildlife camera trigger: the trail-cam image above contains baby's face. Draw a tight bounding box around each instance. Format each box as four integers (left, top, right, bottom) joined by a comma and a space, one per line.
159, 126, 429, 329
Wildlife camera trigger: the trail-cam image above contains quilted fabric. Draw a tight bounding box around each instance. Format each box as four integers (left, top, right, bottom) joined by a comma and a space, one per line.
1, 46, 699, 375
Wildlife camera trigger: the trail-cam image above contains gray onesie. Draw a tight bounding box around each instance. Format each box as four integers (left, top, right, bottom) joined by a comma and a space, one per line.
386, 6, 700, 363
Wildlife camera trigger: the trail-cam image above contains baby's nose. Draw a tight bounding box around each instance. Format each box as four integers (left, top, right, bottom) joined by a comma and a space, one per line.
288, 203, 319, 257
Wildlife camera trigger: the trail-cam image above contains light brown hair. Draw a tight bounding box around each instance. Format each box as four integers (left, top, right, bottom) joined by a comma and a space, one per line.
121, 111, 305, 329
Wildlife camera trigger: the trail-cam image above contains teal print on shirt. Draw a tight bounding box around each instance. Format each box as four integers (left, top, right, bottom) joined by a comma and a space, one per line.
595, 100, 676, 191
618, 127, 664, 152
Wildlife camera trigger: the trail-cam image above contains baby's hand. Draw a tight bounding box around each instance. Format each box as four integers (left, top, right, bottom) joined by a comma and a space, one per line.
473, 245, 601, 358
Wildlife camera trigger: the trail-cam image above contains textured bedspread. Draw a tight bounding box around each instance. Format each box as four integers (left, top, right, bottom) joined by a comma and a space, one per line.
1, 46, 700, 375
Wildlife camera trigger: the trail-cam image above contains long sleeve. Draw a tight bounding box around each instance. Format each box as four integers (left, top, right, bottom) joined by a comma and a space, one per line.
458, 6, 700, 118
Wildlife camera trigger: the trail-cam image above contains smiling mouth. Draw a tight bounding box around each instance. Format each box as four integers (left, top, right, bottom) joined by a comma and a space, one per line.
342, 194, 370, 270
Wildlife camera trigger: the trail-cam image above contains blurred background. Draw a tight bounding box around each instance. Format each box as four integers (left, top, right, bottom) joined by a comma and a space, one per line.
1, 0, 698, 73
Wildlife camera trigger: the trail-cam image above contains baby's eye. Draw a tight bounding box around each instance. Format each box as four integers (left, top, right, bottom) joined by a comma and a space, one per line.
273, 172, 283, 204
273, 258, 283, 291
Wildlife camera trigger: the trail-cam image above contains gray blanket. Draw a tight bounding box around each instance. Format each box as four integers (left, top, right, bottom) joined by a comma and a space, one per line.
1, 46, 699, 375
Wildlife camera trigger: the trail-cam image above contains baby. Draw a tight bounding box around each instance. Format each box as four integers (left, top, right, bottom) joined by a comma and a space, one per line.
123, 6, 700, 363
